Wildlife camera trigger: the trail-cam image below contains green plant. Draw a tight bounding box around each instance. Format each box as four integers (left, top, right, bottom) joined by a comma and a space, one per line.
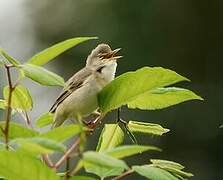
0, 37, 203, 180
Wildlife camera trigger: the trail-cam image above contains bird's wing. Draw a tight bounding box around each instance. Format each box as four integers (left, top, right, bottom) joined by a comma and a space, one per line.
49, 68, 92, 113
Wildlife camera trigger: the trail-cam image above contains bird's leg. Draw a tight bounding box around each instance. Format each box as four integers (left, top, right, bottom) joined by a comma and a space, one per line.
86, 114, 104, 129
82, 110, 102, 129
92, 110, 101, 116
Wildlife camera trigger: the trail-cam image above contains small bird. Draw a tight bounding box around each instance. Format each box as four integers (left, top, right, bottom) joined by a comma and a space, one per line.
50, 44, 122, 128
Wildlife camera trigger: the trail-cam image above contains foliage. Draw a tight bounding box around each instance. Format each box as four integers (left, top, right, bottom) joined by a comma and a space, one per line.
0, 37, 202, 179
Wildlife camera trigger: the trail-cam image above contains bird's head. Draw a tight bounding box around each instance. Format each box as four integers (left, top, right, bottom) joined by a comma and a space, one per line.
86, 43, 122, 70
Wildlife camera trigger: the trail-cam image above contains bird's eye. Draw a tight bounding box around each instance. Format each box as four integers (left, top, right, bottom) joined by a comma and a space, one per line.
98, 53, 108, 60
96, 66, 105, 73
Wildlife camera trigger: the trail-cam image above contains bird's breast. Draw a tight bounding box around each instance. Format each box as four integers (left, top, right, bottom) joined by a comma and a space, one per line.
101, 62, 117, 82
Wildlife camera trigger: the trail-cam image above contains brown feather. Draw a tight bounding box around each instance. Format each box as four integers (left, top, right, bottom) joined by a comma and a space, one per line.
49, 67, 92, 113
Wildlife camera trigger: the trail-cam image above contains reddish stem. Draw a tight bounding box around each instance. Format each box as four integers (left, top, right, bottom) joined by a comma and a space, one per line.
54, 137, 80, 169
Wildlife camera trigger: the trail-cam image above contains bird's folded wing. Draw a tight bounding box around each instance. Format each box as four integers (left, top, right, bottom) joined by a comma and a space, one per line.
49, 68, 92, 113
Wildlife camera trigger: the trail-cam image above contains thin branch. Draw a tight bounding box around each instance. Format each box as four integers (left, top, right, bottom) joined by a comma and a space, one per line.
54, 137, 80, 169
65, 156, 70, 180
4, 65, 14, 150
112, 169, 134, 180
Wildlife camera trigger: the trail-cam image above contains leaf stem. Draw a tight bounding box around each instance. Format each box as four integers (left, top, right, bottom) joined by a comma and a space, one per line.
116, 108, 121, 123
112, 169, 134, 180
116, 108, 138, 144
24, 110, 34, 129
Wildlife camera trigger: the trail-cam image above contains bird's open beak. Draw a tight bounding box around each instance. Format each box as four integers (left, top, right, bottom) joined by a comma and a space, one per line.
110, 48, 122, 60
100, 48, 122, 60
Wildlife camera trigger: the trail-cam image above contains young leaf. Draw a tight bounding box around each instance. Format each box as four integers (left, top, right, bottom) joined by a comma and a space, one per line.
35, 112, 54, 128
151, 159, 185, 170
133, 165, 178, 180
98, 67, 189, 113
0, 122, 38, 139
160, 166, 193, 178
39, 124, 83, 142
105, 145, 161, 159
128, 121, 169, 136
83, 151, 128, 178
27, 37, 98, 66
0, 151, 60, 180
0, 48, 20, 66
96, 124, 124, 152
128, 87, 203, 110
11, 137, 66, 155
150, 159, 193, 178
0, 100, 5, 109
20, 64, 65, 86
3, 85, 33, 110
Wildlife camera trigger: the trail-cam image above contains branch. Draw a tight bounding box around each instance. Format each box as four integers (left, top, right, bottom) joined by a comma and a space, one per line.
65, 157, 70, 180
54, 137, 80, 169
112, 169, 134, 180
4, 65, 14, 150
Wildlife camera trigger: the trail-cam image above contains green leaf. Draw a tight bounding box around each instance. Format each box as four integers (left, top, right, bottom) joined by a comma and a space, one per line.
128, 87, 203, 110
83, 151, 128, 178
151, 159, 185, 170
0, 151, 60, 180
105, 145, 161, 159
96, 124, 124, 152
69, 176, 96, 180
36, 112, 54, 128
0, 100, 5, 109
0, 48, 20, 66
0, 122, 39, 139
150, 159, 193, 178
11, 137, 66, 155
98, 67, 189, 113
132, 165, 178, 180
39, 124, 83, 142
128, 121, 169, 136
28, 37, 98, 66
20, 64, 65, 86
3, 85, 33, 110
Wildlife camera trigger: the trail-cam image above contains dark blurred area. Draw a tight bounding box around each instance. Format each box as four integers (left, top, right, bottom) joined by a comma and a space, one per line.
0, 0, 223, 179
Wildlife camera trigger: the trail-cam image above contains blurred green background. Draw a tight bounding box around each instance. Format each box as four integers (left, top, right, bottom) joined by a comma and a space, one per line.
0, 0, 222, 179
